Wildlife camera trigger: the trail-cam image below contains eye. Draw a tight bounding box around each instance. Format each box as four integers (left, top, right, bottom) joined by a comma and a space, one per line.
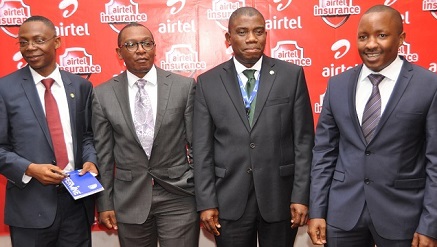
34, 38, 46, 44
254, 29, 265, 36
237, 30, 247, 36
18, 41, 29, 47
358, 35, 367, 41
378, 34, 387, 38
125, 42, 136, 48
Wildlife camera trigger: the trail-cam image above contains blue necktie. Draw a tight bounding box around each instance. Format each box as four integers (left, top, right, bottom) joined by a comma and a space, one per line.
362, 74, 385, 144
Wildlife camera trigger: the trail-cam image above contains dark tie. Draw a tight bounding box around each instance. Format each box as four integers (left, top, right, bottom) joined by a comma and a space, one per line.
243, 69, 256, 125
41, 78, 69, 169
362, 74, 385, 144
133, 79, 154, 159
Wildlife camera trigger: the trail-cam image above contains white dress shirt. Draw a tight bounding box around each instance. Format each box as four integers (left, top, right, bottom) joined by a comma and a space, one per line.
356, 56, 404, 125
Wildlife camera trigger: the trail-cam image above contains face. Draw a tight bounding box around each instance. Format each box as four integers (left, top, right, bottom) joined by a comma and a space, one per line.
226, 14, 266, 68
357, 11, 405, 72
116, 26, 156, 78
18, 21, 60, 77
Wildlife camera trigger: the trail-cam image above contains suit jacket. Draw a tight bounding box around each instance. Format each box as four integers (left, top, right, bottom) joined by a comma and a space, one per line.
0, 66, 97, 228
92, 67, 195, 224
193, 56, 314, 222
310, 57, 437, 240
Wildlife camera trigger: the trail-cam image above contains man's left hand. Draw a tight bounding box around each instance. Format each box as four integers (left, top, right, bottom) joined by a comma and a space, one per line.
290, 203, 308, 228
79, 162, 98, 176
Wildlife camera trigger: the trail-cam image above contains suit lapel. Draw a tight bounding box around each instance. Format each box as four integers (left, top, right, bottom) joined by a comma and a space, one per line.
154, 68, 171, 139
348, 65, 366, 144
20, 67, 53, 149
221, 59, 251, 132
251, 56, 276, 127
112, 72, 141, 144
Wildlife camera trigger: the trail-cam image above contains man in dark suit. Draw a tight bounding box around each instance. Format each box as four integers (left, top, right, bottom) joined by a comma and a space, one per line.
0, 16, 98, 247
308, 5, 437, 247
193, 7, 314, 247
92, 23, 199, 247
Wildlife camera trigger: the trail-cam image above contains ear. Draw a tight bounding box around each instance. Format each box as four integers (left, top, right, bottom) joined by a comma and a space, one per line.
225, 32, 231, 45
398, 32, 406, 47
116, 47, 123, 60
54, 36, 61, 49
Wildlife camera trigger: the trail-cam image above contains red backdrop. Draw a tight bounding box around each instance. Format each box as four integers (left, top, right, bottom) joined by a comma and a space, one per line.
1, 0, 437, 235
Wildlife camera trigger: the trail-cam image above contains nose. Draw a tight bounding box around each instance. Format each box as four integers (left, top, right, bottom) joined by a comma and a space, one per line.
365, 36, 378, 49
246, 31, 258, 43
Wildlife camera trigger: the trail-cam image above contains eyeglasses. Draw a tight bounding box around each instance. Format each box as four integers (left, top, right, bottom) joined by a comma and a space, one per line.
120, 40, 155, 52
17, 36, 57, 48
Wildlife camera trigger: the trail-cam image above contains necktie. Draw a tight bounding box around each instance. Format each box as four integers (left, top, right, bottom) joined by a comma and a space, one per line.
242, 69, 256, 125
133, 79, 154, 159
362, 74, 385, 144
41, 78, 69, 169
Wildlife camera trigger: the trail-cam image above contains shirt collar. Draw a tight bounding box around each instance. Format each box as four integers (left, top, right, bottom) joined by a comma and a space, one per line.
127, 64, 157, 88
233, 56, 263, 75
360, 55, 404, 82
30, 65, 63, 87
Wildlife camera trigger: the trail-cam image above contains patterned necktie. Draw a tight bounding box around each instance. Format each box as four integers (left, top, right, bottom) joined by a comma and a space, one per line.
41, 78, 69, 169
243, 69, 256, 126
133, 79, 154, 159
362, 74, 385, 144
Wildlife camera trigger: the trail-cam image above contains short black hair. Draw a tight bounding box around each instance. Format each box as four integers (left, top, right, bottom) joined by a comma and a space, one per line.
363, 5, 403, 34
228, 7, 265, 31
117, 22, 154, 46
22, 15, 56, 34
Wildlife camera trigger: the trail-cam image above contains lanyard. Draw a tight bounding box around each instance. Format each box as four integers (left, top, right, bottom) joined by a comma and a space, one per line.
237, 71, 260, 111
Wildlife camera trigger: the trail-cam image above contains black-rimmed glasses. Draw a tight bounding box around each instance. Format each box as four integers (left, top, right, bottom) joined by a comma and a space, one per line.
120, 41, 155, 52
17, 36, 57, 48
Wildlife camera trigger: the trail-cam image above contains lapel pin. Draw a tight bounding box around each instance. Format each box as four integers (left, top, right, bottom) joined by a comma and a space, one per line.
70, 93, 75, 98
269, 70, 274, 75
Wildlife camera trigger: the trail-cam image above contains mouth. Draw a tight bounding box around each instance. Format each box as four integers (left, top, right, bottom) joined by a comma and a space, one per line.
364, 52, 381, 59
25, 54, 43, 62
136, 57, 148, 63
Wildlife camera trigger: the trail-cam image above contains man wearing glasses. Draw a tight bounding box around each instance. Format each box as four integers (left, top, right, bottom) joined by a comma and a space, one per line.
92, 23, 199, 247
0, 16, 98, 246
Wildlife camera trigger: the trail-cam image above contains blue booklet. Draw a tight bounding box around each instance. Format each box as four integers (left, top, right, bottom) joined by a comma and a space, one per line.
62, 170, 104, 200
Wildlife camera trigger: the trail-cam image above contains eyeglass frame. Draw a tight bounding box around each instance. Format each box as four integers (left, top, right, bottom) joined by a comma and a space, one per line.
17, 36, 57, 48
119, 40, 155, 52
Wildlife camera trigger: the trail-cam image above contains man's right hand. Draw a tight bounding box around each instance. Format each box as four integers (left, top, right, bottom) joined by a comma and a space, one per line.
200, 208, 221, 236
25, 163, 68, 185
99, 210, 118, 230
307, 218, 327, 245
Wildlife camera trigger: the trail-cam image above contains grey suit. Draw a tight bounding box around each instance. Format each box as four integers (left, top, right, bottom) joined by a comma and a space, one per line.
92, 67, 198, 245
310, 57, 437, 241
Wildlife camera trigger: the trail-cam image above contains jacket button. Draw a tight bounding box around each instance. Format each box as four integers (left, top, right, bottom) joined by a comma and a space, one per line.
250, 143, 255, 149
365, 151, 371, 156
364, 178, 370, 184
247, 168, 252, 174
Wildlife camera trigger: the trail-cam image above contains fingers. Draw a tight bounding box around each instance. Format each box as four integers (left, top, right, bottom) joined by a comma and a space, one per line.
79, 162, 98, 175
290, 204, 308, 228
307, 219, 327, 245
99, 211, 118, 230
200, 209, 221, 236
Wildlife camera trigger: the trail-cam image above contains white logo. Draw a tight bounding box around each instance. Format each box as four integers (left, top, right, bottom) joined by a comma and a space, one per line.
271, 40, 312, 66
398, 41, 419, 63
331, 39, 350, 59
100, 0, 147, 33
314, 93, 325, 114
273, 0, 293, 11
206, 0, 244, 31
59, 0, 78, 18
422, 0, 437, 19
167, 0, 186, 14
58, 47, 102, 78
0, 0, 30, 38
159, 44, 207, 77
313, 0, 360, 28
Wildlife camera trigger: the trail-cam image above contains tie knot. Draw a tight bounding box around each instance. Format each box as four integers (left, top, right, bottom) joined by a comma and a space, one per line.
41, 78, 55, 89
368, 74, 385, 86
243, 69, 256, 80
136, 79, 147, 89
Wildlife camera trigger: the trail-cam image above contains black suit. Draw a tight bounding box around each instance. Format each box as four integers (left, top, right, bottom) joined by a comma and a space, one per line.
193, 56, 314, 245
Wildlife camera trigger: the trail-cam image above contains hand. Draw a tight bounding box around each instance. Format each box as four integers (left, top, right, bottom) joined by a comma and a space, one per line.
79, 162, 98, 176
99, 210, 118, 230
307, 218, 327, 245
411, 232, 437, 247
200, 208, 221, 236
290, 203, 308, 228
25, 163, 67, 185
